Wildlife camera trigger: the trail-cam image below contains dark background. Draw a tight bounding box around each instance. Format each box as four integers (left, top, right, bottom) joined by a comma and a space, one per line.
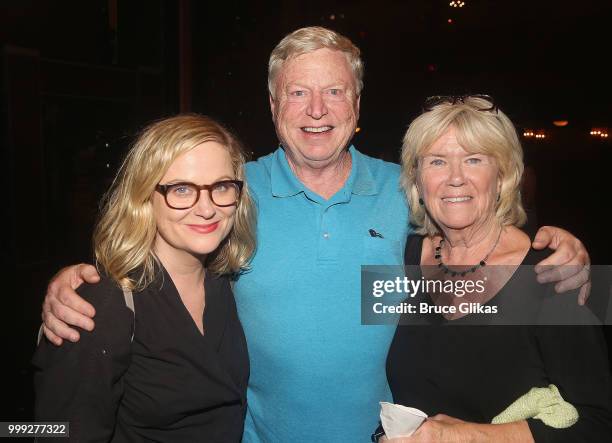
2, 0, 611, 424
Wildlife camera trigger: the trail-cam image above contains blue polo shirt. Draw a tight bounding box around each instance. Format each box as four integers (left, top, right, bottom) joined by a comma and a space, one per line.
234, 146, 410, 442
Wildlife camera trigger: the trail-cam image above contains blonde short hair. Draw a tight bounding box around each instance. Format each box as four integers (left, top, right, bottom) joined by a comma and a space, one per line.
94, 114, 256, 290
268, 26, 364, 98
401, 96, 526, 236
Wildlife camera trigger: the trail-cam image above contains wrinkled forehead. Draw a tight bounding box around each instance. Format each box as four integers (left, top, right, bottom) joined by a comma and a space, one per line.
277, 49, 355, 86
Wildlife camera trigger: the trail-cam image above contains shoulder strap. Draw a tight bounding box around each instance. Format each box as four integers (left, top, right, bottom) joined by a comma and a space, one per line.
122, 288, 135, 342
404, 234, 424, 266
36, 324, 44, 346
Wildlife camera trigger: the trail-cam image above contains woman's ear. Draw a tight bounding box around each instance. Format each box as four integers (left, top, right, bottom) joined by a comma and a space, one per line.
415, 179, 425, 206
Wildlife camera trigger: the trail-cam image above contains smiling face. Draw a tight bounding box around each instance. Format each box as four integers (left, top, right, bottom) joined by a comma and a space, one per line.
152, 141, 237, 261
269, 48, 360, 171
418, 126, 500, 232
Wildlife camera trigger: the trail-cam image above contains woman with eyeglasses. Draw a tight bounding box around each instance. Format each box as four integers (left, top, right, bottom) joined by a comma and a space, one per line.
377, 96, 611, 442
33, 114, 255, 442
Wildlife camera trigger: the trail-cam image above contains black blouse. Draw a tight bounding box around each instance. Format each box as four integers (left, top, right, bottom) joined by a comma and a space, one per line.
386, 234, 612, 442
33, 266, 249, 442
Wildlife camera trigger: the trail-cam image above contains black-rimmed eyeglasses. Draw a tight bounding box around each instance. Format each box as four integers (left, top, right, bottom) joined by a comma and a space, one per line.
422, 94, 498, 113
155, 180, 243, 209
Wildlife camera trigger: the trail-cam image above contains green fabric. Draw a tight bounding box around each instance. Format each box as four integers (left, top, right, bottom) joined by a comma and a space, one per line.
492, 384, 578, 428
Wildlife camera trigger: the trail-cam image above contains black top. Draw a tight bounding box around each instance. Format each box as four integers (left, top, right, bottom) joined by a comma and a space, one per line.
386, 234, 612, 442
33, 266, 249, 442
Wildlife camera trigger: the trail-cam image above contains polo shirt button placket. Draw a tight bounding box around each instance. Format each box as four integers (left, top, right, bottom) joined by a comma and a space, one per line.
317, 206, 336, 262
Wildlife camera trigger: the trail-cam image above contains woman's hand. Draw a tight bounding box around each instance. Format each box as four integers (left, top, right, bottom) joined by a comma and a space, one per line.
382, 414, 468, 442
383, 415, 533, 443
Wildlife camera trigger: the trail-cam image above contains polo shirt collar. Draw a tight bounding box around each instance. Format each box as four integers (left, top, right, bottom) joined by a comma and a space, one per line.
348, 146, 378, 196
270, 145, 378, 198
270, 147, 306, 197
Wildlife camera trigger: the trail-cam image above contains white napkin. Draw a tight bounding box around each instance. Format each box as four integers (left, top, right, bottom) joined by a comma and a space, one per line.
379, 402, 428, 438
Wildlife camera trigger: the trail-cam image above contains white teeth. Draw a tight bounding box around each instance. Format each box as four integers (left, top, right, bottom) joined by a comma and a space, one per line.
302, 126, 332, 133
443, 196, 472, 202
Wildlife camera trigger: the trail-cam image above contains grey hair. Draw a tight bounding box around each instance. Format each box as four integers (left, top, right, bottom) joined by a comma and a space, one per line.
268, 26, 364, 98
401, 96, 527, 236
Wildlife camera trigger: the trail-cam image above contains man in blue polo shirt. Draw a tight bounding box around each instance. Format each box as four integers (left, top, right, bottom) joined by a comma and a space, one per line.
42, 26, 591, 442
234, 28, 412, 441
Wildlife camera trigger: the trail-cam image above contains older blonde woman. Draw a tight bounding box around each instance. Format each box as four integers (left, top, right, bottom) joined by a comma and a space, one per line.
381, 96, 611, 442
33, 114, 255, 441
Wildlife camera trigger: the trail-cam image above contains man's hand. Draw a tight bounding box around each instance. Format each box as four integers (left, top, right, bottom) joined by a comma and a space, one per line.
532, 226, 591, 305
42, 264, 100, 345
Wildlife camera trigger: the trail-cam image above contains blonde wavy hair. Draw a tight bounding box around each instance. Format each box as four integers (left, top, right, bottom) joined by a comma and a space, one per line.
401, 96, 526, 236
268, 26, 364, 98
94, 114, 256, 291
